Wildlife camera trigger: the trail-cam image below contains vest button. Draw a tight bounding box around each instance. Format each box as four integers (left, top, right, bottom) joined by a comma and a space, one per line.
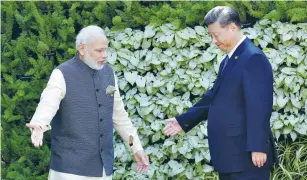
96, 89, 99, 92
100, 148, 103, 152
100, 134, 103, 137
98, 104, 102, 107
100, 118, 103, 122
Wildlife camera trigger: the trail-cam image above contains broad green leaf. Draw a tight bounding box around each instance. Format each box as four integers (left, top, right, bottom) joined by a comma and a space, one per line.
282, 126, 292, 134
258, 39, 268, 48
118, 48, 132, 60
199, 51, 216, 63
290, 131, 297, 141
167, 81, 175, 93
108, 51, 117, 65
144, 25, 156, 38
189, 61, 197, 69
177, 28, 190, 40
153, 79, 165, 87
184, 167, 193, 180
163, 139, 175, 147
118, 78, 128, 90
282, 33, 293, 42
152, 132, 161, 142
151, 121, 160, 131
259, 19, 271, 25
294, 123, 307, 135
124, 71, 138, 85
203, 164, 214, 172
172, 145, 178, 153
276, 95, 289, 108
176, 104, 183, 114
199, 78, 210, 89
195, 26, 206, 36
164, 49, 173, 56
168, 160, 185, 176
130, 56, 139, 66
134, 31, 143, 41
111, 40, 122, 49
139, 98, 153, 107
142, 39, 151, 49
166, 34, 174, 44
195, 152, 204, 164
273, 120, 284, 129
187, 27, 196, 39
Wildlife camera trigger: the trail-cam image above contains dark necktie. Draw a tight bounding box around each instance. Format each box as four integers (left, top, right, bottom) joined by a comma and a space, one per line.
222, 55, 229, 73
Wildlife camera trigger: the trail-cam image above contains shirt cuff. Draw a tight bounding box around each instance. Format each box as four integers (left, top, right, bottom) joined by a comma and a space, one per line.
29, 121, 51, 132
130, 136, 144, 154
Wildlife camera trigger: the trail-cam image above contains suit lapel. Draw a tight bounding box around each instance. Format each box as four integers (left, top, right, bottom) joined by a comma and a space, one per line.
220, 38, 250, 81
221, 55, 238, 78
212, 56, 227, 95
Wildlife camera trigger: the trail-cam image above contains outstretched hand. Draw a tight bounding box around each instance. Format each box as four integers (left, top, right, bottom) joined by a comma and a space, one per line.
134, 150, 149, 172
163, 118, 183, 136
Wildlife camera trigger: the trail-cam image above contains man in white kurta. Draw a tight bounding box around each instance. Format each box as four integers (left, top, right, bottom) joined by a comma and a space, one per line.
26, 25, 149, 180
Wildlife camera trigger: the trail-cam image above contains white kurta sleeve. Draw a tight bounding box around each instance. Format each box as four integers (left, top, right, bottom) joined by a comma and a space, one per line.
29, 69, 66, 132
112, 74, 143, 154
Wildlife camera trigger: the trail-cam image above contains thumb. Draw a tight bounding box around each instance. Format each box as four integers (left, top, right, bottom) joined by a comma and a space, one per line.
26, 123, 34, 128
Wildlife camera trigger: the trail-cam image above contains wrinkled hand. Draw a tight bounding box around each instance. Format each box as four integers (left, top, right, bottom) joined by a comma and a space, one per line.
252, 152, 267, 168
163, 118, 183, 136
26, 123, 44, 147
134, 150, 149, 172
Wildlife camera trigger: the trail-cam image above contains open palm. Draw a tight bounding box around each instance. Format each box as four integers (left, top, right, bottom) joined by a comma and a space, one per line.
163, 118, 183, 136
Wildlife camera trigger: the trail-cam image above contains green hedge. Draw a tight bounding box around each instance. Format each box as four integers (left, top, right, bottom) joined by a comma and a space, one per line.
106, 20, 307, 179
1, 1, 307, 180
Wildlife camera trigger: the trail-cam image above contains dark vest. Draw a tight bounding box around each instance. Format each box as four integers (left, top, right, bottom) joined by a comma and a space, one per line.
50, 55, 115, 177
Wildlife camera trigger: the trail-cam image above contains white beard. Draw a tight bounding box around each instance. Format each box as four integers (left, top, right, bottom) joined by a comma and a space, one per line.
83, 51, 105, 70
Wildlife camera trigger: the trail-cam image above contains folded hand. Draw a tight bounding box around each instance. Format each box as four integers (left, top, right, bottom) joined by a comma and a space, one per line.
26, 123, 44, 147
252, 152, 267, 168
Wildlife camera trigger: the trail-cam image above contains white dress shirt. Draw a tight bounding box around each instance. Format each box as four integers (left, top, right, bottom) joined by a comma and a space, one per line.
227, 35, 246, 58
30, 68, 143, 179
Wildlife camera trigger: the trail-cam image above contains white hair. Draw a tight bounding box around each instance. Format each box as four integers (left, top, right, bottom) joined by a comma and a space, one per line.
75, 25, 106, 50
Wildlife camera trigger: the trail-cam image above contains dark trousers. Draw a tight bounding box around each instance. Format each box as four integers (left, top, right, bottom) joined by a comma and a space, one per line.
219, 168, 270, 180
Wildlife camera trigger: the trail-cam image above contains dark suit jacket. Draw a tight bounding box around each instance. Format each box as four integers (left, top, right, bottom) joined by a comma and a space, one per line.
176, 38, 279, 173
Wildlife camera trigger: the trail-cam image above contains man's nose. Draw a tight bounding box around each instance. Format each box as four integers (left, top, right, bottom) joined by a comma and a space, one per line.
211, 37, 218, 44
101, 50, 107, 58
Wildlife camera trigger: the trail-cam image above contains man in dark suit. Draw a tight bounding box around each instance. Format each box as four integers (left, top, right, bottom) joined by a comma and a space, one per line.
164, 6, 279, 180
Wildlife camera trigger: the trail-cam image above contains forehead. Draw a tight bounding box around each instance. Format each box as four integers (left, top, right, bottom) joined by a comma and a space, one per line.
208, 23, 225, 33
87, 37, 108, 48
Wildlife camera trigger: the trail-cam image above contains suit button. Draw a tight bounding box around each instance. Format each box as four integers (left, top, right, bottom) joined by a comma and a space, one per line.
100, 134, 103, 137
96, 89, 99, 92
100, 118, 103, 122
98, 104, 102, 107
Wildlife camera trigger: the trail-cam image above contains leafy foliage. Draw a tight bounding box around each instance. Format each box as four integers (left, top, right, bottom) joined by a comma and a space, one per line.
1, 1, 306, 180
271, 138, 307, 180
108, 20, 307, 179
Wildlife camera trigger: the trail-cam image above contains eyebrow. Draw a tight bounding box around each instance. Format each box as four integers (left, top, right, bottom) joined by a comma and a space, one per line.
94, 47, 107, 50
209, 31, 221, 34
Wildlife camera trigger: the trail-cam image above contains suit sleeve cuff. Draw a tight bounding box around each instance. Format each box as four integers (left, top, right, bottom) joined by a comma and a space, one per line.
246, 139, 269, 153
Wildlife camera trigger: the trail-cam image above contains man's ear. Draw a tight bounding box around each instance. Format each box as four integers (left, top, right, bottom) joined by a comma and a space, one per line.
230, 23, 238, 31
78, 44, 86, 56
